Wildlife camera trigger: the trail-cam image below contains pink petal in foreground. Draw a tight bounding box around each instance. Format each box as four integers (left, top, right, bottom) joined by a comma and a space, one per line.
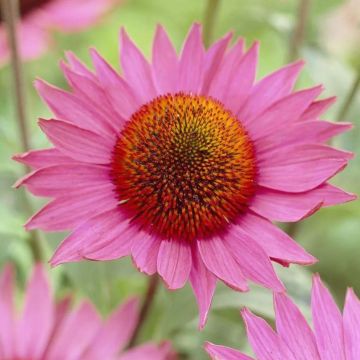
197, 237, 248, 291
258, 144, 351, 193
299, 97, 336, 121
239, 212, 316, 265
225, 228, 284, 292
189, 246, 217, 329
12, 148, 73, 169
38, 119, 113, 165
248, 85, 322, 140
201, 32, 232, 95
152, 25, 178, 94
274, 293, 320, 360
311, 275, 346, 360
132, 234, 162, 275
157, 240, 192, 289
239, 60, 304, 124
15, 164, 110, 197
50, 208, 132, 266
35, 79, 114, 138
205, 342, 254, 360
343, 289, 360, 360
15, 265, 54, 360
25, 186, 117, 231
120, 28, 157, 103
177, 23, 205, 93
90, 48, 140, 119
241, 308, 297, 360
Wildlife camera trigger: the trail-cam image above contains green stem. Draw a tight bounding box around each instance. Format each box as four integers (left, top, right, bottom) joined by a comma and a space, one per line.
127, 275, 160, 348
288, 0, 312, 62
203, 0, 221, 48
2, 0, 45, 262
336, 71, 360, 122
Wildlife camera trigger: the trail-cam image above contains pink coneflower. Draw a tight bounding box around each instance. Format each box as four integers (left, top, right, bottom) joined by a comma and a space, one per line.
14, 24, 355, 328
0, 264, 172, 359
0, 0, 115, 65
205, 275, 360, 359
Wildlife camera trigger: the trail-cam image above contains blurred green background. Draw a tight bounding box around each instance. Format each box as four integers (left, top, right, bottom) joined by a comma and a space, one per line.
1, 0, 359, 358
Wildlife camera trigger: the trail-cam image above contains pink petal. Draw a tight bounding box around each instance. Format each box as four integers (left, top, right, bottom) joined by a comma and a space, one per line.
201, 32, 232, 95
238, 60, 304, 124
25, 185, 117, 231
258, 144, 351, 193
119, 342, 172, 360
189, 246, 217, 329
15, 265, 54, 360
15, 164, 110, 197
208, 37, 245, 95
131, 234, 162, 275
45, 301, 101, 359
12, 148, 74, 170
311, 274, 346, 360
65, 51, 97, 80
221, 42, 259, 114
241, 308, 297, 360
343, 288, 360, 360
252, 183, 356, 222
299, 97, 336, 121
90, 48, 140, 119
197, 237, 248, 291
157, 240, 192, 289
248, 86, 322, 140
255, 121, 353, 154
250, 187, 323, 222
239, 212, 316, 265
207, 38, 247, 104
205, 342, 254, 360
60, 61, 122, 131
152, 25, 178, 94
318, 183, 357, 207
38, 119, 113, 164
50, 208, 132, 266
224, 228, 284, 292
274, 293, 320, 360
120, 29, 157, 103
177, 23, 205, 93
84, 298, 139, 357
0, 265, 14, 358
35, 79, 115, 138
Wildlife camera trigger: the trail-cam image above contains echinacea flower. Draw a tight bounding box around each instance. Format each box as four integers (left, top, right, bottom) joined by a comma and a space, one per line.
0, 0, 115, 65
205, 275, 360, 359
14, 24, 355, 328
0, 264, 173, 359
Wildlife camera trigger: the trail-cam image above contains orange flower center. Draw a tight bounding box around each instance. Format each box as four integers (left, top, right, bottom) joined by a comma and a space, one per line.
111, 93, 257, 241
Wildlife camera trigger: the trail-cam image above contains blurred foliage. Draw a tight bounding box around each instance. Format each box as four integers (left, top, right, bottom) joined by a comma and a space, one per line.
0, 0, 359, 358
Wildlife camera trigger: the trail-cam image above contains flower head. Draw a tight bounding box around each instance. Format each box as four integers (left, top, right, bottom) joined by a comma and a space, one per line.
205, 275, 360, 359
14, 24, 355, 328
0, 264, 172, 359
0, 0, 115, 65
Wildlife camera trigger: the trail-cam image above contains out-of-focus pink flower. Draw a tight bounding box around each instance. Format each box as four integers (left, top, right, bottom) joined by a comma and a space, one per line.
0, 264, 173, 359
14, 24, 355, 328
0, 0, 116, 65
205, 275, 360, 359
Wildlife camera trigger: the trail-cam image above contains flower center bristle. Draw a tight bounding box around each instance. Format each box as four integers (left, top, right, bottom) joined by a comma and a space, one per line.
111, 93, 256, 241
